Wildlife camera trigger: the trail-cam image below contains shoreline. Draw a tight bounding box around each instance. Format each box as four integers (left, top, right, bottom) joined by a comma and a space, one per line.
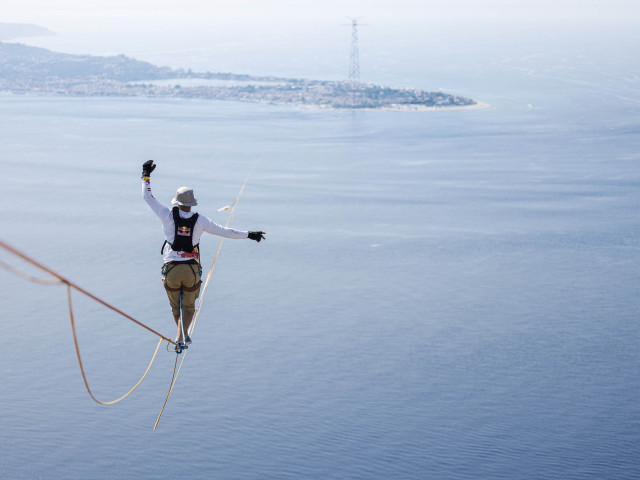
0, 89, 489, 112
300, 100, 491, 112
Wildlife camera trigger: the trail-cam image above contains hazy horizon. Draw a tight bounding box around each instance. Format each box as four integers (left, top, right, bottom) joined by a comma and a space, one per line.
3, 0, 640, 31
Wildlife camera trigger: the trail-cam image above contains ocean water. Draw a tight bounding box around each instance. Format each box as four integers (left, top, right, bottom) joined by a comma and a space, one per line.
1, 24, 640, 479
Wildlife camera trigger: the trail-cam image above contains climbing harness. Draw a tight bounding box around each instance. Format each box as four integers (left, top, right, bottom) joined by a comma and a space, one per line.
162, 260, 201, 293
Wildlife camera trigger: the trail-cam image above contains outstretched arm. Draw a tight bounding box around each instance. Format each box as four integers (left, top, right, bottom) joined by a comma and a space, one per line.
141, 160, 171, 221
199, 216, 266, 242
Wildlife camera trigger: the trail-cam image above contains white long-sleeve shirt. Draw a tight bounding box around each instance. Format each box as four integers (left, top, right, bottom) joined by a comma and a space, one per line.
142, 178, 248, 263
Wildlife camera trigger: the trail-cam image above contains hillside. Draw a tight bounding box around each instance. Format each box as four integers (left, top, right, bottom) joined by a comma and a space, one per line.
0, 41, 175, 82
0, 23, 54, 41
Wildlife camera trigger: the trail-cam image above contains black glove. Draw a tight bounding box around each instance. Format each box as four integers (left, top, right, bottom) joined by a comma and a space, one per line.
142, 160, 156, 178
248, 231, 266, 242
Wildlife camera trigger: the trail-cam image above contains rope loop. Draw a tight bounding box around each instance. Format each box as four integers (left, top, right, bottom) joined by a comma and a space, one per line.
0, 238, 174, 405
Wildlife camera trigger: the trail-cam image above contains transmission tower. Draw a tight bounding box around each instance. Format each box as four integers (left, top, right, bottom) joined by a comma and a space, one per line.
345, 17, 366, 83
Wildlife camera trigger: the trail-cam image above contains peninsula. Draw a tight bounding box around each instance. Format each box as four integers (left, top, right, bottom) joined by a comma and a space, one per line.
0, 23, 54, 41
0, 40, 482, 111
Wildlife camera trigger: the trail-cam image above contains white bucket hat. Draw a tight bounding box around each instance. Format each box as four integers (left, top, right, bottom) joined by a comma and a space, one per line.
171, 186, 198, 207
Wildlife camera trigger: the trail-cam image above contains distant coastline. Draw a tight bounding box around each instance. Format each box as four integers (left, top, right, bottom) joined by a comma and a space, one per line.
0, 23, 54, 41
0, 30, 486, 111
302, 100, 491, 112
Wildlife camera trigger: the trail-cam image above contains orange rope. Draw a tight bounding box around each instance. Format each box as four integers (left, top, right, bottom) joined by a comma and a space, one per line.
0, 258, 63, 285
0, 239, 176, 346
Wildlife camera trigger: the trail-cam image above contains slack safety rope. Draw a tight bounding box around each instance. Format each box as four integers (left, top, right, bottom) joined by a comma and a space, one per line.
67, 285, 164, 405
0, 238, 177, 406
153, 156, 262, 430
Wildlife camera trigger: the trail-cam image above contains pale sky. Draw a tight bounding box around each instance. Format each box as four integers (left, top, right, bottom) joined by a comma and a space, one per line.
2, 0, 639, 28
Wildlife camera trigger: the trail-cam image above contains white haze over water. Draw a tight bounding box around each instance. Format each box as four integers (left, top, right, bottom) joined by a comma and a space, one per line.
3, 0, 640, 25
1, 8, 640, 480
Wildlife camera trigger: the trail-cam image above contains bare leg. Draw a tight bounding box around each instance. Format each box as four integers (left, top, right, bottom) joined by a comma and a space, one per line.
182, 310, 194, 342
173, 314, 183, 343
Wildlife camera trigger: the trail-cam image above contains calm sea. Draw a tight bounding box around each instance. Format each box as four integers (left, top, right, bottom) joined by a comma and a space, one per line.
1, 24, 639, 480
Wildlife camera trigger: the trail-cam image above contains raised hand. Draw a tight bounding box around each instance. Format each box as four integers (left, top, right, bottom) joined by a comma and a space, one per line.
142, 160, 156, 178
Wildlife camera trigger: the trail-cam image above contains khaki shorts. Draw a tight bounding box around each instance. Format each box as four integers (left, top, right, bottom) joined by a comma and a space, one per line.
162, 262, 201, 317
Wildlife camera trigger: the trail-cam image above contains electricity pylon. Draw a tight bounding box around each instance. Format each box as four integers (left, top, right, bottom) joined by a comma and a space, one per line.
344, 17, 366, 83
